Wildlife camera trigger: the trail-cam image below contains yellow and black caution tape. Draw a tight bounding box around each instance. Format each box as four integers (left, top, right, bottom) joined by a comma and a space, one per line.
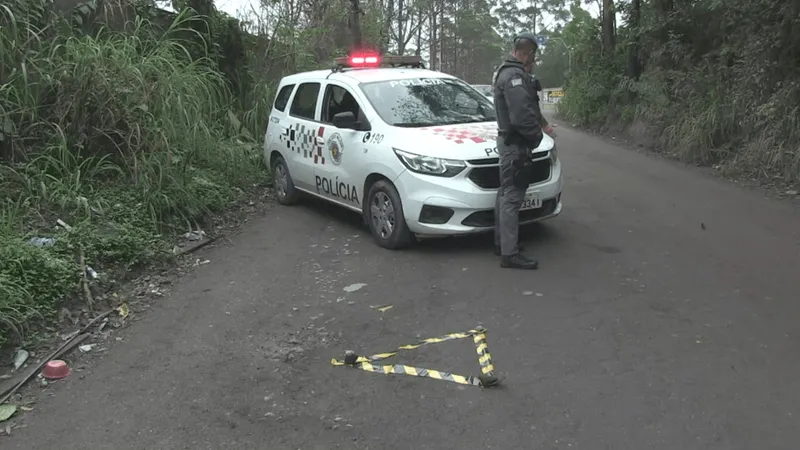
474, 331, 495, 376
331, 327, 501, 387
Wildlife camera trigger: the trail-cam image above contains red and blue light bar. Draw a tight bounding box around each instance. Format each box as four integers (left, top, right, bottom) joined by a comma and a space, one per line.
333, 54, 423, 69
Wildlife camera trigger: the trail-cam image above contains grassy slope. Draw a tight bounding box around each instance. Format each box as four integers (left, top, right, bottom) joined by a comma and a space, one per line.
0, 4, 270, 346
554, 2, 800, 188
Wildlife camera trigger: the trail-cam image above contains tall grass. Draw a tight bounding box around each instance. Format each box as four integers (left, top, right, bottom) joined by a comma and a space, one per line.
559, 64, 800, 185
556, 0, 800, 186
0, 2, 269, 346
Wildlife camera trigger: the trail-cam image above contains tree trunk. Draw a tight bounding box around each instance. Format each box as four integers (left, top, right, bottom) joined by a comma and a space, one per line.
601, 0, 616, 54
415, 8, 422, 56
349, 0, 363, 51
626, 0, 641, 79
438, 7, 445, 71
429, 4, 438, 69
396, 0, 405, 54
382, 0, 394, 53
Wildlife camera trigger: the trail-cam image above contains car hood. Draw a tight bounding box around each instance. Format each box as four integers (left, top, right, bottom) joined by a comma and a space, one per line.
390, 122, 554, 161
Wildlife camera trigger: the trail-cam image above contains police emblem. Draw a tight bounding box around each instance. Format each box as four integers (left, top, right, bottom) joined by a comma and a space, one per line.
328, 132, 344, 165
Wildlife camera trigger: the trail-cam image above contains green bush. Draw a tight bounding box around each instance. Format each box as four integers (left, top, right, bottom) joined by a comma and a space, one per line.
557, 60, 622, 127
555, 0, 800, 184
0, 237, 75, 346
0, 2, 269, 345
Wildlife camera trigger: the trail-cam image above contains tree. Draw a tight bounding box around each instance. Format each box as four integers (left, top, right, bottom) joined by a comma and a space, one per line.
555, 0, 800, 185
493, 0, 568, 41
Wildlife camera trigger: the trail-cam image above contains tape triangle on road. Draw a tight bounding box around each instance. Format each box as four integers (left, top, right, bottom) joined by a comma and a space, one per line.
330, 327, 501, 387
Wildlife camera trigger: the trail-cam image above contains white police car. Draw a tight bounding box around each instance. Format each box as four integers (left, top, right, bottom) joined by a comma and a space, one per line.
264, 53, 563, 249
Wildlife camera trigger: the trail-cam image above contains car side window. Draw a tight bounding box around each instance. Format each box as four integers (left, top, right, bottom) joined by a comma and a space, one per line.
290, 82, 321, 120
273, 84, 295, 112
454, 92, 480, 115
322, 84, 364, 123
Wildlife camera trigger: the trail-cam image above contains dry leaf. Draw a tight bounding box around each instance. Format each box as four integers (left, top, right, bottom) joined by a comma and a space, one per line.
118, 303, 129, 319
0, 404, 17, 422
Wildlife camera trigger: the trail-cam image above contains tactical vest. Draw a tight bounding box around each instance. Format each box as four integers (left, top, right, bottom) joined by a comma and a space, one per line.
492, 61, 522, 87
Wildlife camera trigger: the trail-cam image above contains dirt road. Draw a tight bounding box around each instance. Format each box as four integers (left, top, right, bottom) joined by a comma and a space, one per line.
7, 118, 800, 449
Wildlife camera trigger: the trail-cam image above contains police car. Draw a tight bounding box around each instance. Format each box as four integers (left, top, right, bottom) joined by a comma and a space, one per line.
264, 53, 563, 249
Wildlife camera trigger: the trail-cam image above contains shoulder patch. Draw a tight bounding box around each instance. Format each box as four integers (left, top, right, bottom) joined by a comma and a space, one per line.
511, 78, 523, 87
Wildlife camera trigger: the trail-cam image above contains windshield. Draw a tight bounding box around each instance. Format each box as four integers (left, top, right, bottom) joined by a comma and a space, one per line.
360, 77, 496, 128
473, 85, 492, 97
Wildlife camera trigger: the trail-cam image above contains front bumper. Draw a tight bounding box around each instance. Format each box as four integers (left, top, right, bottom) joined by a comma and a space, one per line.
394, 155, 564, 236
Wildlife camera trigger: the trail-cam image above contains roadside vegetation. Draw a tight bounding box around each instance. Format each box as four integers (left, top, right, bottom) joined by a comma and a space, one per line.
0, 0, 276, 347
539, 0, 800, 187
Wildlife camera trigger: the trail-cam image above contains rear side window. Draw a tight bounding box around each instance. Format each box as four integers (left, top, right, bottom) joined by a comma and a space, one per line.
273, 84, 294, 112
290, 82, 321, 120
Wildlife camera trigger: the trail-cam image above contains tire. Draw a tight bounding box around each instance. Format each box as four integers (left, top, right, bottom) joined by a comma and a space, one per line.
271, 155, 299, 205
365, 179, 414, 249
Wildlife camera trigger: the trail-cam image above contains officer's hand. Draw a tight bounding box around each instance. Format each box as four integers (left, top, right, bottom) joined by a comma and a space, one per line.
543, 124, 556, 137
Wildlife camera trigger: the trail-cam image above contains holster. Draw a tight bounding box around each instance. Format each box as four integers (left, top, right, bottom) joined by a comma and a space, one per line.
511, 153, 537, 189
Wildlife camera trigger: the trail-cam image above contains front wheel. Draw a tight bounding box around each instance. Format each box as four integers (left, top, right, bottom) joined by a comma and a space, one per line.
365, 180, 414, 249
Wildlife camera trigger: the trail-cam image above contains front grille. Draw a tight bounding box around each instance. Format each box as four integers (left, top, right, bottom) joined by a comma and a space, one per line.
461, 199, 558, 227
467, 157, 551, 189
467, 167, 500, 189
466, 151, 549, 167
466, 157, 499, 165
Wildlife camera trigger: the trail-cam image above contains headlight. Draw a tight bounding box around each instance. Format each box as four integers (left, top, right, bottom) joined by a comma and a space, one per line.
550, 144, 558, 164
393, 148, 466, 177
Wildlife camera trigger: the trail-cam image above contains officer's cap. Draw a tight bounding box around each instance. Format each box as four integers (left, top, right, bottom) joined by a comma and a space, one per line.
513, 32, 539, 48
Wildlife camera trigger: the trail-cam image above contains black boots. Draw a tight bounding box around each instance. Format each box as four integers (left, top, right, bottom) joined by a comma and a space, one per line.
500, 253, 539, 270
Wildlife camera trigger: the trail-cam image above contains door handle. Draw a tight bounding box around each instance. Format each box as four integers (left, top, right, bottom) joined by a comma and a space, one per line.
315, 137, 325, 146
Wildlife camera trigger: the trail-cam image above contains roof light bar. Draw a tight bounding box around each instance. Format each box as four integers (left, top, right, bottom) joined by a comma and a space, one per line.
353, 55, 379, 64
382, 55, 423, 66
332, 54, 424, 70
334, 54, 381, 68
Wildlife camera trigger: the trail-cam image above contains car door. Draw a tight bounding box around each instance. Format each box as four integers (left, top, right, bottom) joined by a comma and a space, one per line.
313, 81, 371, 210
282, 81, 324, 191
266, 82, 295, 160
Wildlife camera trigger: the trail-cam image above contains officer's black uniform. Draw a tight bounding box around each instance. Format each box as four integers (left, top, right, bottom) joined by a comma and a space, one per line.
492, 33, 545, 270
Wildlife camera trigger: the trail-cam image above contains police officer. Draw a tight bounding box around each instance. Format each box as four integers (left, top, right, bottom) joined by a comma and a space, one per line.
492, 32, 554, 270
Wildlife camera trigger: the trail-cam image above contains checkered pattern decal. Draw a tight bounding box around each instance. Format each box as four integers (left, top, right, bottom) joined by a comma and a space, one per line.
418, 123, 498, 144
280, 122, 327, 164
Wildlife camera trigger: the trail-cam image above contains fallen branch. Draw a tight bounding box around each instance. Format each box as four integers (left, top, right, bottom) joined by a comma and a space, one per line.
0, 309, 115, 404
174, 236, 216, 256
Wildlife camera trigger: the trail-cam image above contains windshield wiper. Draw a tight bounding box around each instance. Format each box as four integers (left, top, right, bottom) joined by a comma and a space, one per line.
448, 118, 494, 125
393, 122, 439, 128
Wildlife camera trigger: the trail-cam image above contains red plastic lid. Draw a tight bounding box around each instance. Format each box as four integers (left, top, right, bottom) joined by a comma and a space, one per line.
42, 360, 71, 380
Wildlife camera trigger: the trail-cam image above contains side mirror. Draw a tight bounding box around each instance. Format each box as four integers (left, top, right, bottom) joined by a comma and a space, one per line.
332, 111, 357, 129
